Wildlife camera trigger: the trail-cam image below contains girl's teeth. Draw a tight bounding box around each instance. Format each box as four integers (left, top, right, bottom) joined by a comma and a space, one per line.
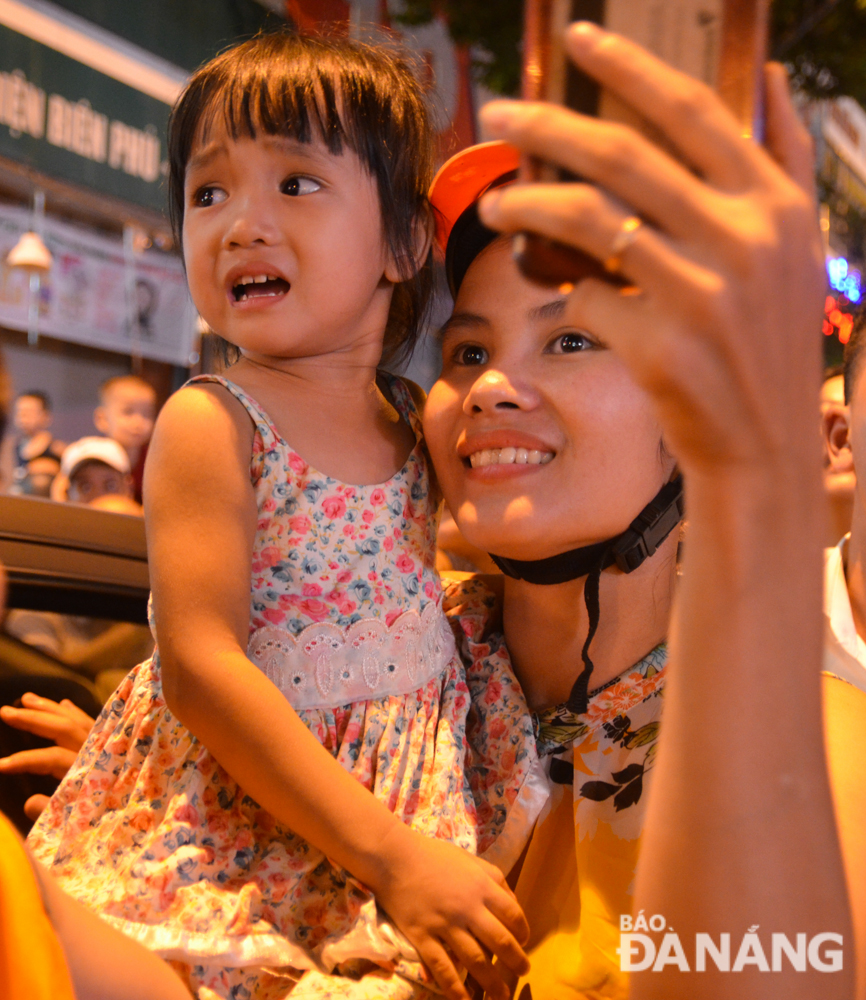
469, 447, 554, 468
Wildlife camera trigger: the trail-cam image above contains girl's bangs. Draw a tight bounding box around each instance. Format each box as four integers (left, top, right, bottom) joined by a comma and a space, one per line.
191, 55, 375, 162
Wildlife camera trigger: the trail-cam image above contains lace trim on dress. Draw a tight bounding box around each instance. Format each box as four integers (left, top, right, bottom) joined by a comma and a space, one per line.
100, 896, 407, 974
248, 600, 457, 710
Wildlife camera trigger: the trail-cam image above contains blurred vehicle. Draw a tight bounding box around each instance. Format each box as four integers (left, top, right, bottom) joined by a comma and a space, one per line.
0, 495, 148, 831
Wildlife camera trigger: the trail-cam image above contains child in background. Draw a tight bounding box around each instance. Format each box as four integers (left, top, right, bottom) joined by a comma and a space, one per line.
93, 376, 156, 503
28, 33, 533, 1000
60, 436, 140, 510
2, 391, 65, 496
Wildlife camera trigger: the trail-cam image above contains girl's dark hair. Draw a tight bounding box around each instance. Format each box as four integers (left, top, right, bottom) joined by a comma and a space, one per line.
168, 31, 435, 366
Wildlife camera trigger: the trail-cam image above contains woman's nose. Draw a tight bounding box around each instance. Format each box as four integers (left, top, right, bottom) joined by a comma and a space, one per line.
462, 368, 540, 415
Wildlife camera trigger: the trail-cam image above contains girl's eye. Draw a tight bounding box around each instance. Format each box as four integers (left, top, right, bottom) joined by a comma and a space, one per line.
549, 330, 595, 354
453, 344, 488, 366
282, 176, 321, 197
192, 186, 226, 208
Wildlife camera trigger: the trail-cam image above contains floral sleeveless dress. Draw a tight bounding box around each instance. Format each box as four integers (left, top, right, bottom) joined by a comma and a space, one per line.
27, 375, 537, 1000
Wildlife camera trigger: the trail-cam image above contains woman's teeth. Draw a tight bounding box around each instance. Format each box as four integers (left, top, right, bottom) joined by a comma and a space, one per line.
469, 447, 554, 469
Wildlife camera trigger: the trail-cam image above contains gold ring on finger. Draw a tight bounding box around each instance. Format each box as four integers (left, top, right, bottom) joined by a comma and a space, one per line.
603, 216, 643, 274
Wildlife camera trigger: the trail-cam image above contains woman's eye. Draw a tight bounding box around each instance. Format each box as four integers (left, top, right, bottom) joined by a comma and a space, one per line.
192, 186, 226, 208
283, 176, 321, 197
453, 344, 488, 366
550, 330, 595, 354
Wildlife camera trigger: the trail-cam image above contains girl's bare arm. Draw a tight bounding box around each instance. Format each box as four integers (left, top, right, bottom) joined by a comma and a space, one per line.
144, 383, 527, 1000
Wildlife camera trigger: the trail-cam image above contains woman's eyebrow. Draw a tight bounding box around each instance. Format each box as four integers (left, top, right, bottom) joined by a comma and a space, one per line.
528, 299, 566, 322
438, 312, 489, 338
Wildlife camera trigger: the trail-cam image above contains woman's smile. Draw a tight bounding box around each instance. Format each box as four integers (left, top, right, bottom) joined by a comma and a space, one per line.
458, 431, 556, 474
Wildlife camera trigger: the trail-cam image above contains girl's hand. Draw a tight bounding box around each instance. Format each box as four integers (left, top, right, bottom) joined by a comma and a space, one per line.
477, 23, 824, 487
0, 692, 94, 752
371, 826, 529, 1000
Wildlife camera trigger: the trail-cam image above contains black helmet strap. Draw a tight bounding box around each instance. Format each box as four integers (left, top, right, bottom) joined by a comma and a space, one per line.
489, 476, 684, 714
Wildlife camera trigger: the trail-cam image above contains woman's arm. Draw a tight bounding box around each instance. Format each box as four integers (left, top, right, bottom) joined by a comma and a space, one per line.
145, 383, 528, 1000
476, 24, 854, 1000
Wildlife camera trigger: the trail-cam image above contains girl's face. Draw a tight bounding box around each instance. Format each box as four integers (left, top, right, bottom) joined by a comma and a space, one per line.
182, 123, 397, 362
424, 241, 675, 561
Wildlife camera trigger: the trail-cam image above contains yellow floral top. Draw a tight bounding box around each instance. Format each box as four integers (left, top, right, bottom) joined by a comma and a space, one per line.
445, 578, 667, 1000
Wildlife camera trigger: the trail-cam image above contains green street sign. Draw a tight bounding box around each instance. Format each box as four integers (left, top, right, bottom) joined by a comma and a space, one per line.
0, 15, 181, 215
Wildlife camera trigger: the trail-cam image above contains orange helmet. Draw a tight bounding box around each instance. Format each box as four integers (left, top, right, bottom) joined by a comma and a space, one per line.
429, 140, 520, 295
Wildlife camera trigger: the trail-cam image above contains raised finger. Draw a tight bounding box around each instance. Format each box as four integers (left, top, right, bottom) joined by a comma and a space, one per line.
18, 693, 94, 731
0, 746, 77, 778
416, 939, 469, 1000
763, 62, 816, 197
479, 182, 688, 293
0, 705, 82, 748
446, 928, 507, 1000
479, 104, 708, 239
48, 695, 97, 726
563, 22, 762, 188
19, 692, 69, 715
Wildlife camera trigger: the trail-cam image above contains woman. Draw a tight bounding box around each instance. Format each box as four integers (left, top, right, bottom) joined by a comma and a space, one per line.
424, 21, 858, 1000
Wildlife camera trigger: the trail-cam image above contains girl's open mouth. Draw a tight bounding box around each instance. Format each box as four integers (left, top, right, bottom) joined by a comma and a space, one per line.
231, 274, 291, 303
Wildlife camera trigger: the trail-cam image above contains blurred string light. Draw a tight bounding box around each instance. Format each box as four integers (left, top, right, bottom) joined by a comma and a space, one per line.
823, 257, 861, 346
827, 256, 862, 304
825, 295, 854, 344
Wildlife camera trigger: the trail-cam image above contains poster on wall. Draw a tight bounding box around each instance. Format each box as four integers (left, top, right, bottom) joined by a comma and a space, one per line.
0, 202, 196, 366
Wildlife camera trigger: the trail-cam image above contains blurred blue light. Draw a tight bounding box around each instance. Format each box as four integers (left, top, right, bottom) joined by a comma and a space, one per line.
828, 256, 862, 302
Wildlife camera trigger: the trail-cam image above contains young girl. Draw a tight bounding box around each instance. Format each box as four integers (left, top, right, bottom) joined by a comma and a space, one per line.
26, 33, 535, 1000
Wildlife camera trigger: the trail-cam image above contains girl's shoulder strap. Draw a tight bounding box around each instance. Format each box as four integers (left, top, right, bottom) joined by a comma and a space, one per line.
380, 372, 425, 440
182, 374, 281, 457
184, 374, 271, 430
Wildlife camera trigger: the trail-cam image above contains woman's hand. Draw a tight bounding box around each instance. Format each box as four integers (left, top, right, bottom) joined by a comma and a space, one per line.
477, 22, 824, 487
370, 825, 530, 1000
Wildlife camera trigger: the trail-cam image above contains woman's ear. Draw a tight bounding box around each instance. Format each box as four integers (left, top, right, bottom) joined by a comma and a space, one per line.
824, 404, 854, 474
383, 208, 434, 284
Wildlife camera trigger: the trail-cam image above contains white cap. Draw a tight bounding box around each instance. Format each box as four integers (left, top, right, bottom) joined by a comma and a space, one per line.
61, 436, 130, 478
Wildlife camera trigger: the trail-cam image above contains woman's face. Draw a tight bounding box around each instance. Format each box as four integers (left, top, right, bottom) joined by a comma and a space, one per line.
424, 240, 675, 561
